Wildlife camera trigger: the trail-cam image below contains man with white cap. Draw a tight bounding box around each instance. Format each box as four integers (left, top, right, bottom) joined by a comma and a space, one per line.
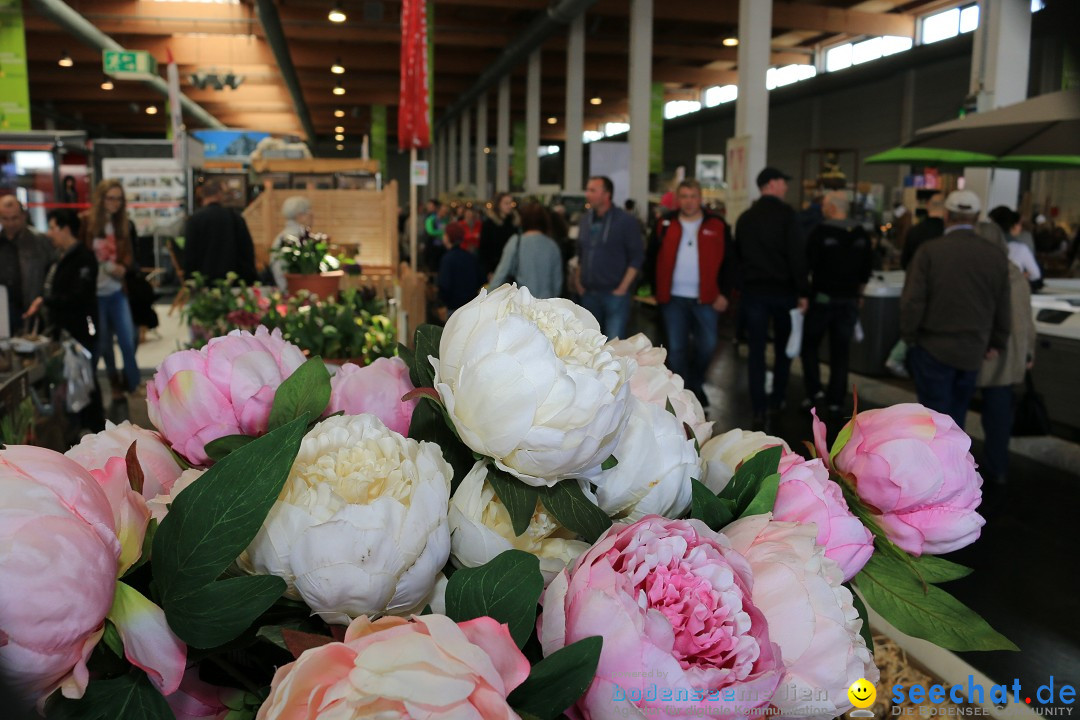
900, 189, 1011, 430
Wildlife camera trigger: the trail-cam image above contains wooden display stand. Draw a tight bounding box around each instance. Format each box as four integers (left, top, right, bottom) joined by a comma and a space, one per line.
243, 177, 399, 273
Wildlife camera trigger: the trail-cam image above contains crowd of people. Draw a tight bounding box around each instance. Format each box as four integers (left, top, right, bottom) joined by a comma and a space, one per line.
418, 168, 1061, 484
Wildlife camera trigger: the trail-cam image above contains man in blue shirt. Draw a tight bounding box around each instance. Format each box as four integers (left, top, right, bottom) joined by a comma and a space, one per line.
572, 176, 644, 339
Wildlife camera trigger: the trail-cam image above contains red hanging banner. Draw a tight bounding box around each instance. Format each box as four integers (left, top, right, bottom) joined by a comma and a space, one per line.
398, 0, 431, 150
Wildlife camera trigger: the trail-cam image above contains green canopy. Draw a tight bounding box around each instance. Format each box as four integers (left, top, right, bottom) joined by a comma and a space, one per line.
865, 146, 1080, 171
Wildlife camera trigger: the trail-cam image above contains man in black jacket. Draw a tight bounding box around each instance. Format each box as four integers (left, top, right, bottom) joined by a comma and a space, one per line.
801, 192, 873, 414
183, 179, 257, 283
734, 167, 809, 428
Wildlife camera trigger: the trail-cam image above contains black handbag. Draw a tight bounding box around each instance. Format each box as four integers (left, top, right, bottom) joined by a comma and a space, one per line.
1013, 371, 1051, 436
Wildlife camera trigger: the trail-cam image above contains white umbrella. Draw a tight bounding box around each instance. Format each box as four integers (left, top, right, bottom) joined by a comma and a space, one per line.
907, 90, 1080, 156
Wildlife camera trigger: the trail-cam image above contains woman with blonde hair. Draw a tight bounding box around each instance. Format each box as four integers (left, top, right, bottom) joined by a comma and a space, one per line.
80, 179, 141, 396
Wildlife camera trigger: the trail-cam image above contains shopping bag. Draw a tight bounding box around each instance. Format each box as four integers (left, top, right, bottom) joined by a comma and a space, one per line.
62, 338, 95, 413
786, 307, 803, 359
1013, 371, 1051, 436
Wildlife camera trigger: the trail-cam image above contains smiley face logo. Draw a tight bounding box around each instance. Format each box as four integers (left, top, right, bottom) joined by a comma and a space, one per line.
848, 678, 877, 709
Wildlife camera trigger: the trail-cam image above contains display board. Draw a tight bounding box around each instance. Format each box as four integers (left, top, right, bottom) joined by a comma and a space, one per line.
101, 157, 186, 237
588, 142, 631, 210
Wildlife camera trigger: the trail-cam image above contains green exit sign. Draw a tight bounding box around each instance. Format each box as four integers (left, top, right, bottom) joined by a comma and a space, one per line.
102, 50, 157, 79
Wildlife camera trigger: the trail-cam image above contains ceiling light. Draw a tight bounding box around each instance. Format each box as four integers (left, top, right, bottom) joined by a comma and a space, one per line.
334, 108, 345, 118
722, 37, 739, 47
336, 144, 345, 151
331, 57, 345, 74
328, 3, 346, 22
333, 81, 345, 96
483, 147, 491, 154
589, 95, 602, 105
101, 76, 114, 91
547, 116, 558, 124
335, 133, 345, 141
145, 105, 159, 115
58, 50, 73, 68
333, 125, 344, 133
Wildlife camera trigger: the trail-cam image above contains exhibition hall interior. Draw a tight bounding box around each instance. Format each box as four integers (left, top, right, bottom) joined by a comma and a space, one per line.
0, 0, 1078, 718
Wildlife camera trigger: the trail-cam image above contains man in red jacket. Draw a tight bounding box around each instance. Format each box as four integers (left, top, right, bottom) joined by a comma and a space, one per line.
651, 179, 735, 407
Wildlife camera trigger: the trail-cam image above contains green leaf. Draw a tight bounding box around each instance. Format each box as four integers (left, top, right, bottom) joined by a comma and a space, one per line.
690, 479, 733, 530
740, 472, 780, 518
508, 636, 603, 720
665, 398, 676, 416
166, 575, 287, 649
487, 466, 540, 537
721, 445, 782, 517
538, 481, 612, 544
102, 620, 124, 659
267, 357, 332, 431
47, 673, 174, 720
601, 455, 618, 471
152, 415, 309, 601
830, 416, 856, 464
909, 555, 974, 584
411, 324, 443, 389
846, 583, 875, 654
204, 434, 255, 463
444, 550, 544, 648
408, 399, 475, 490
854, 553, 1017, 652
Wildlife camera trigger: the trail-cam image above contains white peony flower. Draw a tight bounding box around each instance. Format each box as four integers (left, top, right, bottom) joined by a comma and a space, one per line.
724, 514, 879, 720
449, 461, 589, 584
433, 284, 634, 486
699, 428, 792, 494
240, 414, 452, 625
605, 333, 713, 445
581, 397, 697, 521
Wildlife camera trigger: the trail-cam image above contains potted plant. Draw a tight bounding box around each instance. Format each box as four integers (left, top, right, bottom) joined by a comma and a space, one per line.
276, 231, 344, 298
261, 288, 397, 366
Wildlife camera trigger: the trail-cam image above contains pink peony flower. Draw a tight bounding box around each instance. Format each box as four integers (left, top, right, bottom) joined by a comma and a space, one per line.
147, 326, 307, 466
816, 405, 985, 556
540, 516, 783, 720
255, 614, 530, 720
66, 420, 184, 499
326, 357, 418, 435
772, 457, 873, 581
0, 446, 120, 706
725, 515, 879, 720
167, 666, 245, 720
0, 447, 186, 708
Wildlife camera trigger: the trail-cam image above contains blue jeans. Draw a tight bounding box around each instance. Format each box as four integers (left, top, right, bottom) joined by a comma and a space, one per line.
660, 296, 719, 397
907, 344, 977, 430
581, 291, 631, 339
96, 290, 141, 392
979, 385, 1015, 480
744, 293, 797, 415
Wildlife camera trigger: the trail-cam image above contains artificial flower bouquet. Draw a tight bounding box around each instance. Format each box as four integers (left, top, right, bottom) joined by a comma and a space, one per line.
0, 285, 1013, 720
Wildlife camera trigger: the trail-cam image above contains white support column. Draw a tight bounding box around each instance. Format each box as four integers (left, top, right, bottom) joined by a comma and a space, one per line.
460, 107, 472, 192
965, 0, 1031, 211
448, 118, 459, 193
435, 128, 445, 196
564, 14, 585, 194
526, 49, 542, 195
476, 94, 488, 200
496, 75, 511, 193
627, 0, 653, 219
730, 0, 772, 221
